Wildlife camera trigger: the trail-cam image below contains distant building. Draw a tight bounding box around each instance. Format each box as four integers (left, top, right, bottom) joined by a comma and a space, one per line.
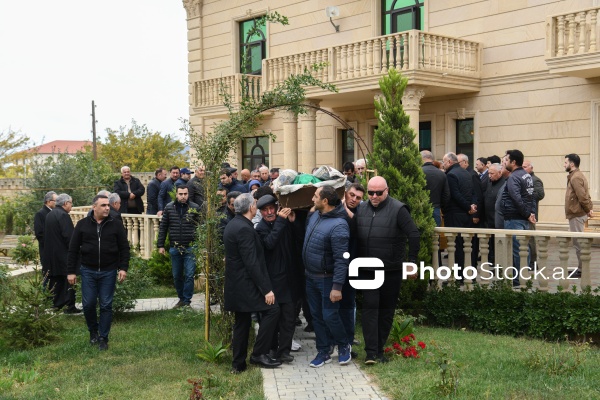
16, 140, 92, 167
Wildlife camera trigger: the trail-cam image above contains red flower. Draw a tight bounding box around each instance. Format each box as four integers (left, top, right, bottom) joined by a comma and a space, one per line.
409, 333, 415, 340
418, 341, 426, 349
401, 336, 411, 343
393, 342, 401, 350
384, 347, 392, 353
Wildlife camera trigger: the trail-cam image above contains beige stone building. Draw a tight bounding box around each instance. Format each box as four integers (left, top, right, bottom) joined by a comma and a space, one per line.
182, 0, 600, 227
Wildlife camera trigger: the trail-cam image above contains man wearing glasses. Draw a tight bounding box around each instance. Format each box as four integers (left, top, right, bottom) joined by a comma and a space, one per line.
352, 176, 420, 364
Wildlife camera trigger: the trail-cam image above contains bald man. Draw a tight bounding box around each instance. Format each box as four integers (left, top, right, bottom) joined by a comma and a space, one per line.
351, 176, 420, 364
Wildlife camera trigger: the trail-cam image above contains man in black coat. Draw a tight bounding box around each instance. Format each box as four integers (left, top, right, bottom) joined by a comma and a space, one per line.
224, 193, 281, 373
255, 195, 301, 363
442, 152, 477, 279
421, 150, 450, 226
113, 166, 145, 214
44, 193, 80, 313
146, 168, 166, 215
483, 163, 506, 264
34, 191, 56, 278
187, 166, 205, 207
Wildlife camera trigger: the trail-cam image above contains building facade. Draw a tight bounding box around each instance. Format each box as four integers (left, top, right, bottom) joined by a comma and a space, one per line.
182, 0, 600, 227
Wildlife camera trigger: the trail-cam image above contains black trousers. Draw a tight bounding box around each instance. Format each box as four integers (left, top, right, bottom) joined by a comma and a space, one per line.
47, 275, 75, 309
232, 307, 279, 370
360, 270, 402, 357
270, 302, 295, 357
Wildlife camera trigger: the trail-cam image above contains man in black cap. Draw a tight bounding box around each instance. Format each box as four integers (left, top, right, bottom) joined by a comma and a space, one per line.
176, 168, 193, 187
255, 195, 301, 363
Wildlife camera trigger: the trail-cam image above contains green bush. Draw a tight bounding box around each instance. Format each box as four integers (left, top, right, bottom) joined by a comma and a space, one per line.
112, 256, 152, 313
0, 194, 38, 235
424, 283, 600, 341
144, 249, 172, 285
0, 268, 63, 349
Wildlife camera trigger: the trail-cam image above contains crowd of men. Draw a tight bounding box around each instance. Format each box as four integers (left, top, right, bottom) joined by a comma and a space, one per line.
32, 152, 592, 367
421, 150, 592, 285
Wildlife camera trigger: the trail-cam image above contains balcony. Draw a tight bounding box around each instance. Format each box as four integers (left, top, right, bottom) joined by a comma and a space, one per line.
546, 7, 600, 78
263, 30, 482, 107
192, 74, 262, 116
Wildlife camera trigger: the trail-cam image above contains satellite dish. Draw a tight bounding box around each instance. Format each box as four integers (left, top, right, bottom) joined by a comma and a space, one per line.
325, 6, 340, 18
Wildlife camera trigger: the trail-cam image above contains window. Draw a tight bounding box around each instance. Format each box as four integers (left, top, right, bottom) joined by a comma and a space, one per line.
456, 118, 474, 164
242, 136, 269, 171
240, 19, 266, 75
419, 121, 431, 151
382, 0, 424, 35
340, 130, 355, 170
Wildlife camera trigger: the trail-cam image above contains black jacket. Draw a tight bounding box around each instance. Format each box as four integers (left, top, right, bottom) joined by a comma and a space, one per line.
34, 206, 51, 272
352, 196, 420, 271
158, 178, 177, 211
113, 176, 145, 213
146, 177, 162, 215
484, 177, 506, 228
443, 163, 476, 215
157, 200, 200, 248
223, 214, 276, 313
422, 162, 450, 209
256, 216, 302, 304
501, 167, 535, 221
44, 206, 74, 276
67, 215, 130, 273
187, 176, 205, 207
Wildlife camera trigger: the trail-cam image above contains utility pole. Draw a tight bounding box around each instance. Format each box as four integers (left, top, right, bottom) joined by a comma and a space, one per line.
91, 100, 97, 160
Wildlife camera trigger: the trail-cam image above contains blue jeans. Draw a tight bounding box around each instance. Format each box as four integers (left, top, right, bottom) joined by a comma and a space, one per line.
80, 267, 117, 341
305, 274, 349, 353
433, 207, 441, 227
504, 219, 530, 285
169, 247, 196, 304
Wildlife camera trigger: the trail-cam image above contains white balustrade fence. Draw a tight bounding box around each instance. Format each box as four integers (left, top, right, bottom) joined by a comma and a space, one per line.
547, 7, 600, 58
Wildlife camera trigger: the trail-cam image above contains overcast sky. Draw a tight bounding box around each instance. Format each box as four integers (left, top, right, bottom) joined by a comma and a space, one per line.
0, 1, 189, 147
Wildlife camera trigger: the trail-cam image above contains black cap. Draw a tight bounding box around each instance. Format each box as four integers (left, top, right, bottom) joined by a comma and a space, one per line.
256, 194, 277, 210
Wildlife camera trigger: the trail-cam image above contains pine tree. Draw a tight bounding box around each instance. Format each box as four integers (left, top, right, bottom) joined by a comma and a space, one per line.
369, 68, 435, 265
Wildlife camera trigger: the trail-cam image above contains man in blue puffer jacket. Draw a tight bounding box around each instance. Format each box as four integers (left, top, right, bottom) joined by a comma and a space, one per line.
302, 185, 352, 368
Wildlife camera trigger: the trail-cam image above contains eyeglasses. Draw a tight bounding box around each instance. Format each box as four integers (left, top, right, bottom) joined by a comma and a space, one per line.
367, 189, 387, 196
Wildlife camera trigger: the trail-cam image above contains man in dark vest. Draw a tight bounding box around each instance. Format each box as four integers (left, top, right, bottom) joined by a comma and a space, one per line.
352, 176, 420, 365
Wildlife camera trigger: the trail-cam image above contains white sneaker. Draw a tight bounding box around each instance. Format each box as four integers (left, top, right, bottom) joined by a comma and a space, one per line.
291, 340, 302, 352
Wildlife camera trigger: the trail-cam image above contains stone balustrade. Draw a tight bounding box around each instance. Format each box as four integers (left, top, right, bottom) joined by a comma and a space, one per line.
433, 227, 600, 292
70, 211, 161, 260
263, 30, 482, 90
546, 7, 599, 58
193, 73, 262, 108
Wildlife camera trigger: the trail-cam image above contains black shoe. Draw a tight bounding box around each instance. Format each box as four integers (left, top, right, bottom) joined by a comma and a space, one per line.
98, 338, 108, 351
173, 301, 184, 309
303, 324, 314, 332
230, 366, 246, 374
250, 354, 282, 368
64, 306, 82, 314
295, 317, 302, 326
278, 353, 294, 363
364, 354, 378, 365
89, 332, 99, 345
377, 354, 389, 363
350, 351, 359, 359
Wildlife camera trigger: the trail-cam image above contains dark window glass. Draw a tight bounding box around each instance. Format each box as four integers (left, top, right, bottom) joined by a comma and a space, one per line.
341, 130, 355, 170
419, 121, 431, 151
382, 0, 424, 35
240, 19, 266, 75
242, 136, 269, 170
456, 118, 474, 164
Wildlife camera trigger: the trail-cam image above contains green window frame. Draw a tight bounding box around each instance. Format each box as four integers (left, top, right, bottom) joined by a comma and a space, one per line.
240, 19, 266, 75
456, 118, 474, 164
382, 0, 424, 35
242, 136, 269, 171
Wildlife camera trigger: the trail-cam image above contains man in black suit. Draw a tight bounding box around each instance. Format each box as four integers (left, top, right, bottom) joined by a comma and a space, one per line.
224, 193, 281, 373
34, 191, 56, 278
421, 151, 450, 227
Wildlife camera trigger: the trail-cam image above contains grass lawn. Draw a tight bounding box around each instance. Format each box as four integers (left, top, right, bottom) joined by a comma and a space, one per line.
358, 326, 600, 400
0, 311, 263, 400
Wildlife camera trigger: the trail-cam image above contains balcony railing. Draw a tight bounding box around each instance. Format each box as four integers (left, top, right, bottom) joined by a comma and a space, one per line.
263, 30, 482, 90
193, 73, 262, 108
546, 7, 600, 77
433, 227, 600, 292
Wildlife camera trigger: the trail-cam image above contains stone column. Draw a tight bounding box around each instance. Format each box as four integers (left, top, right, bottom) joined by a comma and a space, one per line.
281, 110, 298, 170
300, 100, 320, 173
401, 86, 425, 144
